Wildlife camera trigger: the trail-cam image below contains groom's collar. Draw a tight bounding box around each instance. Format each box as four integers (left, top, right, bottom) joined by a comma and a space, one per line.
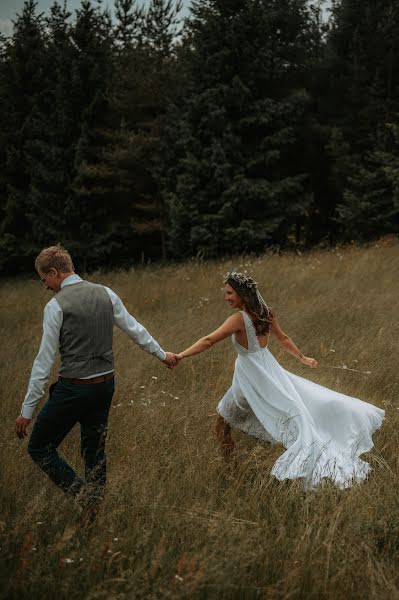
61, 274, 83, 289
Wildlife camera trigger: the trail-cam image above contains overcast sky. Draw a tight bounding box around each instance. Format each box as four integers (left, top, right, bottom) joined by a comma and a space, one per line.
0, 0, 187, 36
1, 0, 331, 38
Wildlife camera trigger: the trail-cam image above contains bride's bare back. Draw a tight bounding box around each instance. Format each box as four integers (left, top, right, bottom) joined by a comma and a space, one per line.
234, 311, 269, 350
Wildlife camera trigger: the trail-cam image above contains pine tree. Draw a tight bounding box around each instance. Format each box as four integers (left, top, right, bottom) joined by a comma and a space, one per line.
67, 0, 117, 269
0, 0, 49, 272
26, 2, 76, 249
335, 120, 399, 240
327, 0, 399, 148
105, 0, 183, 262
0, 34, 10, 241
325, 0, 399, 243
114, 0, 144, 49
160, 0, 315, 258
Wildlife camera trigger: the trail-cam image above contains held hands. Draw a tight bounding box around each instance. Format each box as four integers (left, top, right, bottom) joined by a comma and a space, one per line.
300, 356, 318, 368
163, 352, 184, 369
15, 416, 31, 439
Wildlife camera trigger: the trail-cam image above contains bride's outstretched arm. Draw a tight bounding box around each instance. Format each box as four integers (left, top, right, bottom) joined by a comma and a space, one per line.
177, 313, 243, 360
270, 317, 318, 368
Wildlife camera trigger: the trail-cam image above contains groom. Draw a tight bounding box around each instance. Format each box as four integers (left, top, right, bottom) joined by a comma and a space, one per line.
15, 244, 177, 516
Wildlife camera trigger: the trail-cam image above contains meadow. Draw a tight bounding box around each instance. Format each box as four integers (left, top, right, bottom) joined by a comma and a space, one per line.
1, 241, 398, 599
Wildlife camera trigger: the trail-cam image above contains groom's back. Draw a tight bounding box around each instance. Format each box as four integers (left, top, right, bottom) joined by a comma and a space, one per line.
56, 280, 114, 378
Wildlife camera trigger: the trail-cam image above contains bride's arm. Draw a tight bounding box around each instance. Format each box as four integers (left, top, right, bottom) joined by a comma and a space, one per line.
178, 313, 243, 359
270, 317, 318, 368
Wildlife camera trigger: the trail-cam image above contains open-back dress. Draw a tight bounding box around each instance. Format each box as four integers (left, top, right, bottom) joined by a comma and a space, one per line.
216, 311, 385, 488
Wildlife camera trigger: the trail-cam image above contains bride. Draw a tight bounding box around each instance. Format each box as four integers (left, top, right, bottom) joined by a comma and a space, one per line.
175, 271, 385, 488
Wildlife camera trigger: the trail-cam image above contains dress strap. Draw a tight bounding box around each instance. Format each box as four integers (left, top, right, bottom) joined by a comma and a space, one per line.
240, 311, 261, 352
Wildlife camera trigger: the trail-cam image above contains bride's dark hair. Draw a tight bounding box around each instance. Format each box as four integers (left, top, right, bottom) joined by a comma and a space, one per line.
224, 273, 274, 335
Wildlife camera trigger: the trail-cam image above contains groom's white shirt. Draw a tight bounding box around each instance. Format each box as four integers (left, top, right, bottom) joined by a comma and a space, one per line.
21, 274, 166, 419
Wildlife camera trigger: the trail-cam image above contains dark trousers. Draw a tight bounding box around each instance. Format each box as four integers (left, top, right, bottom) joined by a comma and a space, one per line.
28, 377, 114, 498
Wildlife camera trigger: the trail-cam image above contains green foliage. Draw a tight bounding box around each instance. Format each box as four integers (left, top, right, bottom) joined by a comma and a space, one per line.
109, 0, 184, 262
0, 0, 398, 273
161, 0, 315, 257
335, 120, 399, 240
0, 0, 50, 271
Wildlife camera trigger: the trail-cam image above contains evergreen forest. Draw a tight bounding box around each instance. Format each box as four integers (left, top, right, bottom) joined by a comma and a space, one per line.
1, 0, 398, 273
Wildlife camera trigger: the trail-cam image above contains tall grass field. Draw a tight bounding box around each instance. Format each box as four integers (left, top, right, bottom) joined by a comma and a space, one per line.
1, 241, 398, 599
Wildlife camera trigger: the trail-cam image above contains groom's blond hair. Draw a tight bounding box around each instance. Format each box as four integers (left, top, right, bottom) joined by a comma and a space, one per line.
35, 244, 74, 273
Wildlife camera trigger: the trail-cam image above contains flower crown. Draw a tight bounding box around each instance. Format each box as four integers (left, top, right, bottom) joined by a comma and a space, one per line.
223, 271, 258, 289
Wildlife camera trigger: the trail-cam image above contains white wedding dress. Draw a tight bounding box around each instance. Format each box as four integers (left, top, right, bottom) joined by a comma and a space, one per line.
217, 311, 385, 488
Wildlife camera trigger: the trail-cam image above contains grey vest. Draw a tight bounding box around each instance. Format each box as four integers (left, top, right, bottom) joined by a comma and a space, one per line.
56, 280, 114, 378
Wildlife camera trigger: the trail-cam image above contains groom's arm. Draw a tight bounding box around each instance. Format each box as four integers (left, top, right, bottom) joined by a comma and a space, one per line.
103, 286, 174, 364
16, 300, 61, 437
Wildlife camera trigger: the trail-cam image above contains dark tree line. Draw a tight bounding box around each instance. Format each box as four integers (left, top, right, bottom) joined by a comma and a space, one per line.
0, 0, 398, 273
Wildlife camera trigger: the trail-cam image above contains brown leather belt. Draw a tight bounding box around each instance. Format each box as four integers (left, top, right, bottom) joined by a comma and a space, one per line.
59, 372, 114, 385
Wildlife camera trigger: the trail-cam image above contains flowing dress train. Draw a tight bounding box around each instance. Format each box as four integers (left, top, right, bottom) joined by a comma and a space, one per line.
216, 311, 385, 488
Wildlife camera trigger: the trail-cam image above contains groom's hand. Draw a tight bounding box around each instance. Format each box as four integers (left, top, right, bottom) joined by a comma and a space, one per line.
166, 353, 183, 369
15, 416, 32, 439
163, 352, 178, 368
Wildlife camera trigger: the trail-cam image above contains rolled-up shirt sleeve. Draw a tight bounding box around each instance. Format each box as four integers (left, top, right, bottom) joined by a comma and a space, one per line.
104, 286, 166, 361
21, 300, 62, 419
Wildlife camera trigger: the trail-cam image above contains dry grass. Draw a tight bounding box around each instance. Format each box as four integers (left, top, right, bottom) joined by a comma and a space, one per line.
1, 242, 399, 599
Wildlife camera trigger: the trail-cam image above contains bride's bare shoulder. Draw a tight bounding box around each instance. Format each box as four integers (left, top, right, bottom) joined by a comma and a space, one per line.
222, 311, 244, 330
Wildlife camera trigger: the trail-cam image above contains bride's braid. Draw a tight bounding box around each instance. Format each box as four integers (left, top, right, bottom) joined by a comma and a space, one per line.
223, 271, 273, 335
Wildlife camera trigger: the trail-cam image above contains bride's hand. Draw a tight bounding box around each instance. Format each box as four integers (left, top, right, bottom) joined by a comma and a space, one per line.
165, 353, 184, 369
300, 356, 318, 368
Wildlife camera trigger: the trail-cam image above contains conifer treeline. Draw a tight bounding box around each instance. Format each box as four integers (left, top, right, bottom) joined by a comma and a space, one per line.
1, 0, 398, 273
